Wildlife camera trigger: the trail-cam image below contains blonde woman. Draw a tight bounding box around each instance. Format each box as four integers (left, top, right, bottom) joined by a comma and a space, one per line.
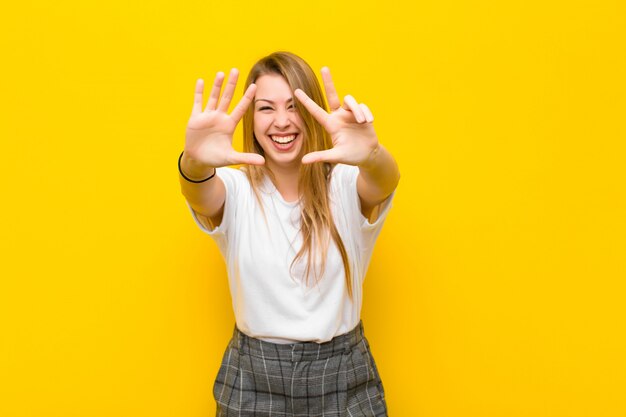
180, 51, 399, 416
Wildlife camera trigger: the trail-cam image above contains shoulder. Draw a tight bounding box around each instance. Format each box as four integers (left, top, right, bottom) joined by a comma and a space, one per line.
328, 164, 359, 208
215, 166, 251, 191
330, 163, 359, 184
216, 166, 248, 181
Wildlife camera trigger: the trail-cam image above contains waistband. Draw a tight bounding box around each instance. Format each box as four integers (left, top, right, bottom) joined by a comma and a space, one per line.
230, 320, 366, 362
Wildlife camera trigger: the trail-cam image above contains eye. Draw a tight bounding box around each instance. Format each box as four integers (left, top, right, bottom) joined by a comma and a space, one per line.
257, 106, 272, 111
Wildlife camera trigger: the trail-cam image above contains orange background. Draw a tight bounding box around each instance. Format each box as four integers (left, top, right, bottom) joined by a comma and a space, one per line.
1, 0, 625, 416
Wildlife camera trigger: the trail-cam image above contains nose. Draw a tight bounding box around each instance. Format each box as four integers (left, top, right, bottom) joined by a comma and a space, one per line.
273, 109, 292, 129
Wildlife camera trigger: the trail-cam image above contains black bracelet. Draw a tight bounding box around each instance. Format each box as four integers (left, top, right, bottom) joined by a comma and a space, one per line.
178, 151, 216, 183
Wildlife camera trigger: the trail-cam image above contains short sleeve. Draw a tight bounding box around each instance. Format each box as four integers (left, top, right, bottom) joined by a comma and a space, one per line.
186, 167, 247, 239
331, 164, 394, 253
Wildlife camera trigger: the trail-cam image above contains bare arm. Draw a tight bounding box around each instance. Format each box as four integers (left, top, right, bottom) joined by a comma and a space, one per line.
294, 67, 399, 220
179, 154, 225, 227
180, 69, 264, 227
356, 144, 400, 221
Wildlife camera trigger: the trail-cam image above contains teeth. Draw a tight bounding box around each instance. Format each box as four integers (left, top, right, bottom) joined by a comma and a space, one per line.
270, 134, 296, 144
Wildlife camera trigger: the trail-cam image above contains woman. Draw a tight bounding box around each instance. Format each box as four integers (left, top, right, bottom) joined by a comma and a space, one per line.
179, 51, 399, 416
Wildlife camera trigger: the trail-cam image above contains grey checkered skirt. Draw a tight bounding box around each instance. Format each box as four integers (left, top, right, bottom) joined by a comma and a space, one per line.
213, 320, 388, 416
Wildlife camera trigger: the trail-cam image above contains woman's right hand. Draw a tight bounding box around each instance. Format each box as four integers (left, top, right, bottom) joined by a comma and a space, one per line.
183, 69, 265, 174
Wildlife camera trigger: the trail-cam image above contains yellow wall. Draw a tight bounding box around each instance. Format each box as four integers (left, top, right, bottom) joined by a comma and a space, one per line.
1, 0, 625, 416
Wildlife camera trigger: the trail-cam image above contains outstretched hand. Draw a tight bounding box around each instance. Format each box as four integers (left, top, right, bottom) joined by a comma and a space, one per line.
294, 67, 379, 166
185, 69, 265, 168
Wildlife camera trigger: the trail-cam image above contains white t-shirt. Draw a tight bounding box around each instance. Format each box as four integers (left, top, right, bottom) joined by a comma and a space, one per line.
187, 163, 393, 344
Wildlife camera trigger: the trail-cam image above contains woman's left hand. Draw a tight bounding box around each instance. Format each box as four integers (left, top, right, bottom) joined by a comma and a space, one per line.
294, 67, 379, 166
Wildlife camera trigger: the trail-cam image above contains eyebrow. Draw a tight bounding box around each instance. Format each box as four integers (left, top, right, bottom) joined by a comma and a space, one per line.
254, 98, 294, 104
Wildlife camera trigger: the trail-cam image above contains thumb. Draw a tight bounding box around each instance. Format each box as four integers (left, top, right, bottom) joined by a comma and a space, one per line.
228, 151, 265, 166
301, 148, 343, 164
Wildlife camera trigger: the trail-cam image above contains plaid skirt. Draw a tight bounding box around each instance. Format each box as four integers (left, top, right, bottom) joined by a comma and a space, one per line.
213, 320, 388, 416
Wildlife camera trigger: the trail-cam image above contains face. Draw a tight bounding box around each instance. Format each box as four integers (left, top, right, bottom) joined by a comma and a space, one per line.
253, 74, 305, 170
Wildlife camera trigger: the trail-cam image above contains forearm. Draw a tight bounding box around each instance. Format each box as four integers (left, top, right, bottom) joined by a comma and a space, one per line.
179, 153, 224, 217
357, 144, 400, 204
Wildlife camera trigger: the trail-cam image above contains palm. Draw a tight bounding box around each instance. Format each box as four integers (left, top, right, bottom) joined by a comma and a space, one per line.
323, 108, 378, 165
294, 67, 379, 166
184, 69, 264, 167
186, 111, 236, 166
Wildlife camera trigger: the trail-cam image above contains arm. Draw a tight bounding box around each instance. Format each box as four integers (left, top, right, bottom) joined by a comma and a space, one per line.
179, 154, 225, 228
180, 69, 264, 228
294, 67, 399, 220
356, 144, 400, 221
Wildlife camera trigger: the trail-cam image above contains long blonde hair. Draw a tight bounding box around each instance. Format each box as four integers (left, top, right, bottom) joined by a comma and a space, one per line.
242, 51, 353, 300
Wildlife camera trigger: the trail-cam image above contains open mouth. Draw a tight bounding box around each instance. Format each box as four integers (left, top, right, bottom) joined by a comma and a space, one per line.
270, 134, 297, 145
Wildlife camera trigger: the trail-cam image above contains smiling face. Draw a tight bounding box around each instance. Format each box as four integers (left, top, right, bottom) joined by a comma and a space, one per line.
253, 73, 305, 170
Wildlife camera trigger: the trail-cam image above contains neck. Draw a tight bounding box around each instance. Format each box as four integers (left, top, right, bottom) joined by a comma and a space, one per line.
267, 161, 301, 202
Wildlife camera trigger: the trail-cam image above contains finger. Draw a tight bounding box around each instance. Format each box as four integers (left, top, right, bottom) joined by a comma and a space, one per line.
217, 68, 239, 112
205, 71, 225, 111
301, 148, 343, 164
294, 88, 329, 128
321, 67, 341, 111
228, 150, 265, 166
230, 83, 257, 124
192, 79, 204, 115
342, 95, 366, 123
360, 103, 374, 123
